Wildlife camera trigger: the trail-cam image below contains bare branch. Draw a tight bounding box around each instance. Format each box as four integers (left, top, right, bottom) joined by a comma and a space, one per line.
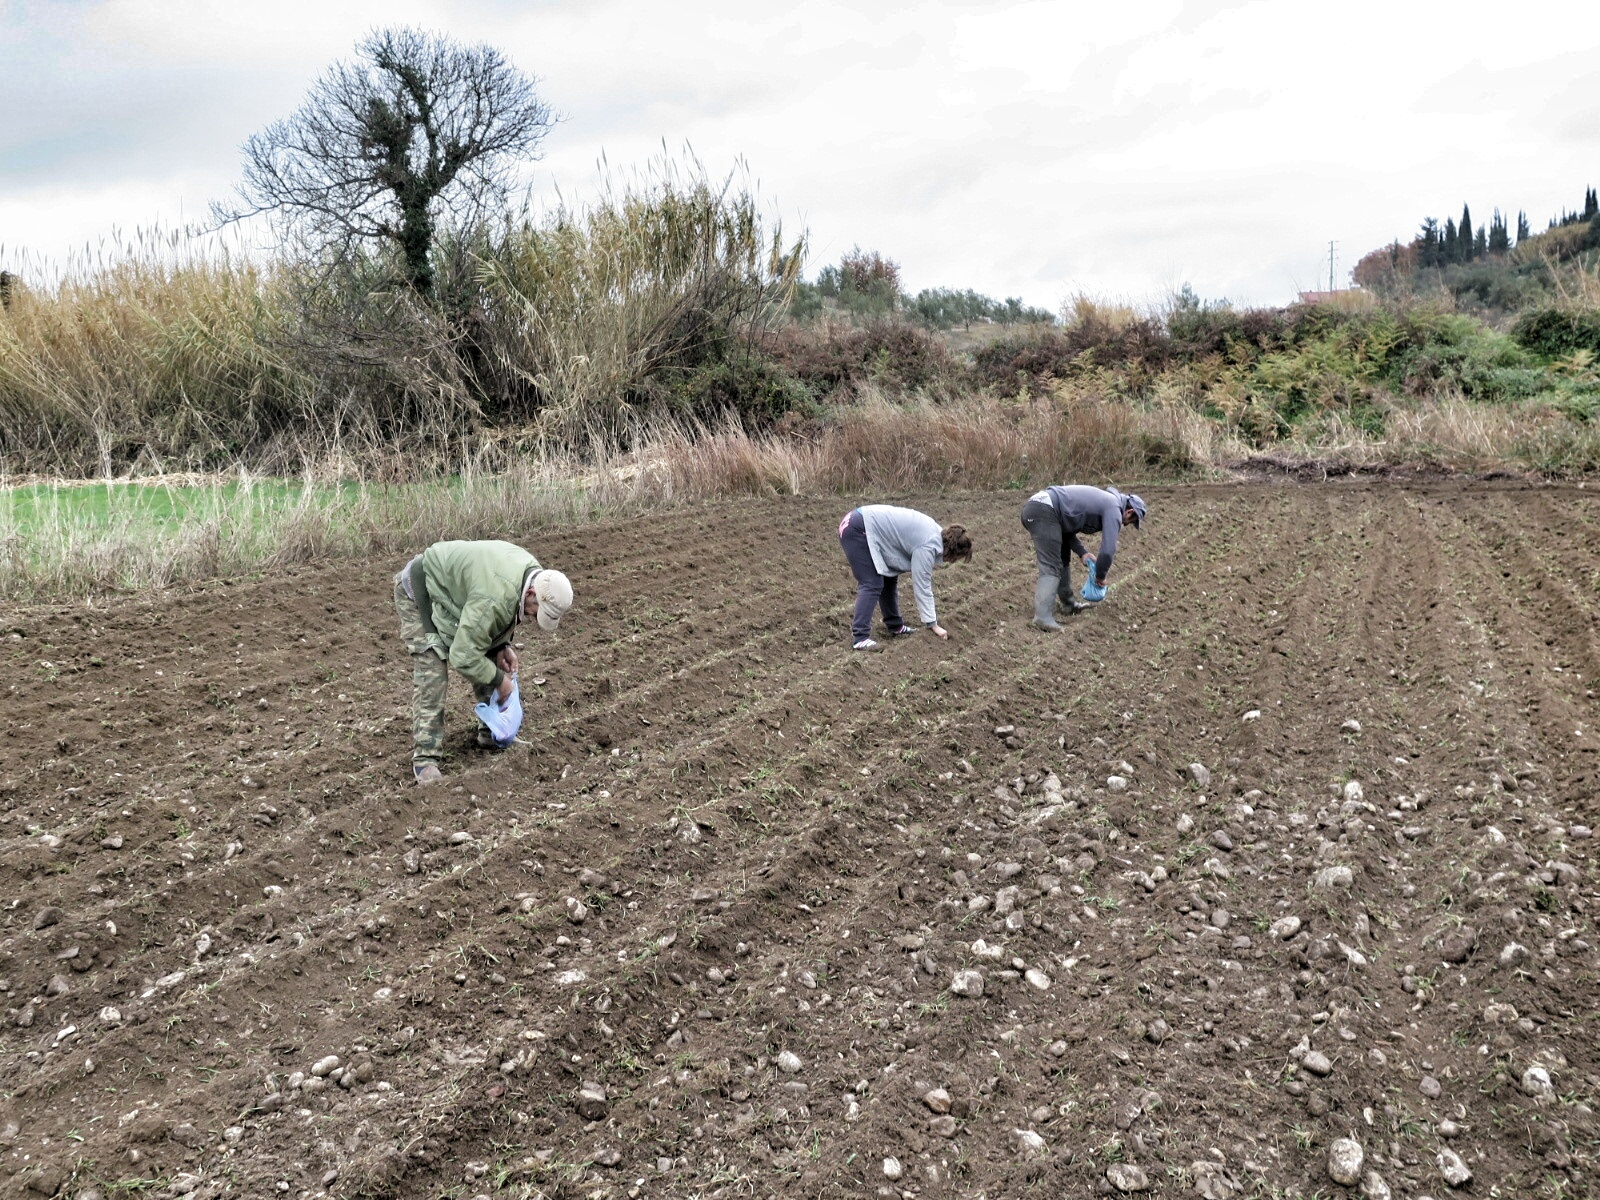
213, 26, 557, 300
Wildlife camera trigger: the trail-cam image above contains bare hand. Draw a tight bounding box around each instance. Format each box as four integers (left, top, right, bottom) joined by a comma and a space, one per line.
495, 675, 514, 704
494, 646, 518, 677
930, 624, 949, 640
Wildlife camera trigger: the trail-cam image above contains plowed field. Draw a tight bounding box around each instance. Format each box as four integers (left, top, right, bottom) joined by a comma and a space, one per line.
3, 481, 1599, 1200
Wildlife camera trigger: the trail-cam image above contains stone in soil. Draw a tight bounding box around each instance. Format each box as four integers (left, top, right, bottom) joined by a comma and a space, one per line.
1436, 1147, 1472, 1187
1328, 1137, 1365, 1186
1105, 1162, 1150, 1192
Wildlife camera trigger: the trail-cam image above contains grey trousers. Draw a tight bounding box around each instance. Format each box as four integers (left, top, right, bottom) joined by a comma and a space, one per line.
1020, 499, 1076, 600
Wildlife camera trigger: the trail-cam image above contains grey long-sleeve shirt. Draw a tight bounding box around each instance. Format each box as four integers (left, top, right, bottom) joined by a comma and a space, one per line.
859, 504, 943, 625
1032, 485, 1125, 581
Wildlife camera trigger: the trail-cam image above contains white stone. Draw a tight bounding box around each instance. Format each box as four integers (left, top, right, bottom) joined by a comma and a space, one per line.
1521, 1065, 1554, 1098
1315, 865, 1355, 889
1359, 1168, 1392, 1200
1343, 780, 1365, 803
1328, 1137, 1365, 1186
1499, 942, 1530, 968
882, 1157, 903, 1181
1014, 1128, 1047, 1156
1437, 1147, 1472, 1187
950, 969, 985, 997
1243, 710, 1262, 722
1106, 1162, 1150, 1192
1269, 916, 1302, 940
776, 1051, 803, 1074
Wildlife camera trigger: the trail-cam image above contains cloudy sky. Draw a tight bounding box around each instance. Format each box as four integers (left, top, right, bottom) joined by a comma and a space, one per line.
4, 0, 1599, 311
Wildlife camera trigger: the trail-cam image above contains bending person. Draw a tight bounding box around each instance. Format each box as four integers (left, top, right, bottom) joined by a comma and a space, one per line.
1019, 485, 1146, 632
838, 505, 972, 651
394, 540, 573, 784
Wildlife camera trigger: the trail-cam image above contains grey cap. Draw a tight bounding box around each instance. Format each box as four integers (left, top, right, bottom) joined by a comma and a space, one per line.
1124, 494, 1147, 527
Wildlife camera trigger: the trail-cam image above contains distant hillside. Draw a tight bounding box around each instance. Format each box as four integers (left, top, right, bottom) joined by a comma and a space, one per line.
1353, 187, 1600, 315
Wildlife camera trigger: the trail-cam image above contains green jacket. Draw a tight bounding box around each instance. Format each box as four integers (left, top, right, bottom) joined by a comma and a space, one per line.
417, 540, 540, 690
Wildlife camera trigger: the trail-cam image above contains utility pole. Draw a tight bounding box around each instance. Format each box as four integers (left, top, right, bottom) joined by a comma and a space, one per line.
1328, 240, 1337, 293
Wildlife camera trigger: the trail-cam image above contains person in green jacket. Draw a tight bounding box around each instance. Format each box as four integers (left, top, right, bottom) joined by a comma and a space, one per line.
394, 540, 573, 784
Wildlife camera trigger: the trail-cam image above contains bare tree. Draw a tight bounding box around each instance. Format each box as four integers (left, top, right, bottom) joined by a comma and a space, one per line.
217, 27, 556, 299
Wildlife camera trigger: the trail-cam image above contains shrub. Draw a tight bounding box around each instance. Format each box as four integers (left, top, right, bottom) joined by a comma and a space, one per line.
1167, 303, 1287, 361
766, 319, 960, 396
969, 313, 1172, 397
656, 352, 818, 429
1390, 309, 1532, 402
1511, 307, 1600, 360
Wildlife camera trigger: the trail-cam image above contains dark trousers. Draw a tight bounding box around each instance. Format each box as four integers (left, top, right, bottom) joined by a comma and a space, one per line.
839, 509, 904, 640
1020, 499, 1074, 600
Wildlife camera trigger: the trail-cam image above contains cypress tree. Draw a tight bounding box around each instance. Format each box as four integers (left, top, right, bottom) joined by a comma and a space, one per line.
1586, 186, 1599, 221
1516, 211, 1529, 242
1459, 205, 1474, 262
1488, 209, 1509, 255
1444, 217, 1458, 263
1419, 217, 1440, 268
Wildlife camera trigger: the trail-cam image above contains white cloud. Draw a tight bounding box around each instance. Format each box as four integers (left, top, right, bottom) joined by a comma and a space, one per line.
4, 0, 1600, 308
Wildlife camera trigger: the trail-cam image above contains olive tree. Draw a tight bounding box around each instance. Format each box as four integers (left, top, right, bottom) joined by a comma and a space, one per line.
218, 27, 555, 299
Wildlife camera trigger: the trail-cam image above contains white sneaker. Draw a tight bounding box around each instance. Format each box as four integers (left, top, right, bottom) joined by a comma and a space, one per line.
852, 638, 882, 652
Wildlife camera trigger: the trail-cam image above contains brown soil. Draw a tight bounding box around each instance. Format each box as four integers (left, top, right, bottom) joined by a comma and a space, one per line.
2, 481, 1598, 1200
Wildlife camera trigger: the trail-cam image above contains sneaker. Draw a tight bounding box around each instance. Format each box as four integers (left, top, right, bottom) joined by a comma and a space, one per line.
475, 727, 506, 751
885, 624, 917, 637
413, 762, 443, 785
1055, 597, 1087, 617
852, 638, 883, 652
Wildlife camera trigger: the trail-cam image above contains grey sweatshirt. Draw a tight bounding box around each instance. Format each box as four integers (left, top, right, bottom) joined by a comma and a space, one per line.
859, 504, 943, 625
1031, 485, 1125, 581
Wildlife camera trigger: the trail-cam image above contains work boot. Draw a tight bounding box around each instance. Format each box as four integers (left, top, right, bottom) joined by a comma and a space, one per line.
413, 762, 443, 785
1030, 576, 1064, 632
1055, 594, 1087, 617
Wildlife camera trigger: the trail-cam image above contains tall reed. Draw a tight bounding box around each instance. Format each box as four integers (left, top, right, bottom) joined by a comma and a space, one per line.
0, 160, 802, 475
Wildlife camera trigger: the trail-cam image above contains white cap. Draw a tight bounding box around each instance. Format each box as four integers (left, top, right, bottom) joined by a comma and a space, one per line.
532, 569, 572, 632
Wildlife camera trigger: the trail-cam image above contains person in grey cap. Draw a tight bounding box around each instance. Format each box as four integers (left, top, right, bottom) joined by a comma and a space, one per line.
838, 505, 973, 650
1018, 485, 1146, 632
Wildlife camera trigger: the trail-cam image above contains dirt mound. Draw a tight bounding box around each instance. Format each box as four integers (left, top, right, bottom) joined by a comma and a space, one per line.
2, 481, 1598, 1199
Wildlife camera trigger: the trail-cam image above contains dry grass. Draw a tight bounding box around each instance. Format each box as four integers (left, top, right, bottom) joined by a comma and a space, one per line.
0, 239, 309, 475
619, 384, 1210, 501
0, 390, 1197, 600
1263, 392, 1600, 476
7, 382, 1597, 601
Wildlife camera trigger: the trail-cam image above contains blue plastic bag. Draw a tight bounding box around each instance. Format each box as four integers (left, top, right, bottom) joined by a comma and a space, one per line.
474, 675, 523, 747
1080, 578, 1107, 603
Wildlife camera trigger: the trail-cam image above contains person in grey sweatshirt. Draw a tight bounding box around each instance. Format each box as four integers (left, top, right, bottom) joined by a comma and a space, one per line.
838, 505, 973, 650
1019, 485, 1146, 631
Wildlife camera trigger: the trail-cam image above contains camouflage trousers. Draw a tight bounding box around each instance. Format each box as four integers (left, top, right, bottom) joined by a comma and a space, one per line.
394, 574, 492, 764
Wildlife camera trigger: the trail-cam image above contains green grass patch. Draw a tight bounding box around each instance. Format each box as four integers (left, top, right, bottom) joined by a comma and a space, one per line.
0, 469, 603, 601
